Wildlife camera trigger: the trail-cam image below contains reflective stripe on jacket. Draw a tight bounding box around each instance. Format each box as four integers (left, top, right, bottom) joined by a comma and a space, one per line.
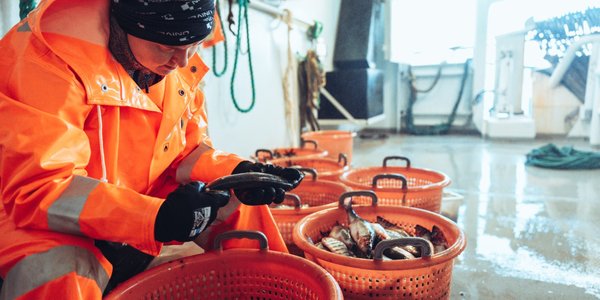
0, 0, 245, 259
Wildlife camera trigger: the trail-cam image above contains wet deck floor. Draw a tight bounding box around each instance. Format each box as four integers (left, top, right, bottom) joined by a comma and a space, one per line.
352, 134, 600, 299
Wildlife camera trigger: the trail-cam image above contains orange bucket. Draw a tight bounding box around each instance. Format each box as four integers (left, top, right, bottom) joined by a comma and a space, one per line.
254, 140, 328, 162
293, 191, 466, 299
271, 153, 350, 182
340, 156, 450, 213
270, 168, 352, 244
301, 130, 356, 164
106, 231, 343, 300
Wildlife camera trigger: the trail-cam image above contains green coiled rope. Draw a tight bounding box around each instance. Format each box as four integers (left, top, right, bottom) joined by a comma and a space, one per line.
229, 0, 256, 113
211, 0, 228, 77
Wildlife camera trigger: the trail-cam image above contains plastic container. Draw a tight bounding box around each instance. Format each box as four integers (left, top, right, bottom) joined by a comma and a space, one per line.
340, 156, 451, 213
293, 191, 466, 299
254, 140, 328, 163
270, 168, 352, 244
271, 153, 350, 182
106, 231, 343, 300
440, 190, 464, 222
301, 130, 356, 164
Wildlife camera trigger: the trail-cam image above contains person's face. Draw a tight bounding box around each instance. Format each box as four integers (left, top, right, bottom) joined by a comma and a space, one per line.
127, 34, 202, 76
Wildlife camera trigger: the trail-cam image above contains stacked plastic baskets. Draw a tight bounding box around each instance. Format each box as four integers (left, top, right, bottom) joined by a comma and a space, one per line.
301, 130, 356, 164
254, 139, 328, 162
271, 153, 350, 182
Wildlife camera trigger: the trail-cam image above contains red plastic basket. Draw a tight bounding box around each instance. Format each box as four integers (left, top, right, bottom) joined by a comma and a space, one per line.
271, 153, 350, 182
340, 156, 450, 213
270, 168, 352, 244
106, 231, 343, 300
301, 130, 356, 164
293, 191, 466, 299
254, 140, 328, 162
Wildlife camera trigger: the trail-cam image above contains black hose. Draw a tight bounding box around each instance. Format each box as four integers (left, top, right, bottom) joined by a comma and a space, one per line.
405, 59, 471, 135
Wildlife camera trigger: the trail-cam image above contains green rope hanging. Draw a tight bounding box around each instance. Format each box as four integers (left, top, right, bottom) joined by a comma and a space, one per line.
212, 0, 229, 77
229, 0, 256, 113
19, 0, 37, 20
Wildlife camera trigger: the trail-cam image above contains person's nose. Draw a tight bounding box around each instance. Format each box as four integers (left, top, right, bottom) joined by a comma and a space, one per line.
173, 49, 189, 68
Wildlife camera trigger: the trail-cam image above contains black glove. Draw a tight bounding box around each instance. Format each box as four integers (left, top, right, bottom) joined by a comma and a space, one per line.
154, 181, 230, 242
231, 161, 304, 205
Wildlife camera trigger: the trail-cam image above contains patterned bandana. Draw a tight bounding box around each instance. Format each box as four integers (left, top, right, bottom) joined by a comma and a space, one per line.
111, 0, 215, 46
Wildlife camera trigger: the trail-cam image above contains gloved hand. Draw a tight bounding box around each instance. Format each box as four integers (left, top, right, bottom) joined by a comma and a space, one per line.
231, 161, 304, 205
154, 181, 230, 242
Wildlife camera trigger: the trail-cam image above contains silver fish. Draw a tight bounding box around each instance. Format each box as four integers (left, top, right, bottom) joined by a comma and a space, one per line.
376, 216, 411, 237
315, 242, 326, 251
375, 225, 419, 259
385, 228, 409, 239
269, 203, 309, 209
371, 223, 390, 240
329, 224, 356, 250
346, 205, 375, 258
384, 246, 416, 260
321, 237, 355, 257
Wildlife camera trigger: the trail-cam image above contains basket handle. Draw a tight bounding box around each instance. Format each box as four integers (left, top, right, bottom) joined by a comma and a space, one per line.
383, 156, 411, 168
372, 173, 408, 190
338, 153, 348, 166
338, 190, 378, 208
301, 139, 319, 149
372, 173, 407, 205
283, 193, 302, 208
213, 230, 269, 251
254, 149, 273, 162
373, 237, 433, 260
296, 167, 318, 181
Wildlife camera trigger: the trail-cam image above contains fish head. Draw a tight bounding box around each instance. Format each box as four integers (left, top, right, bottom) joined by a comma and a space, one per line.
356, 234, 374, 254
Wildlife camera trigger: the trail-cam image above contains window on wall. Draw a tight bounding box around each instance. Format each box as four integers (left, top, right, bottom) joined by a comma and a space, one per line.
388, 0, 477, 65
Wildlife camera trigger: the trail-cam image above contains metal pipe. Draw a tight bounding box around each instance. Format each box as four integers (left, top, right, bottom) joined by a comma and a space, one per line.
248, 1, 313, 30
549, 34, 600, 88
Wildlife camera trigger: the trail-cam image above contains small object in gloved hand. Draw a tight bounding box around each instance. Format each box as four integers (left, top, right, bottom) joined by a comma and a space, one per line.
231, 161, 304, 205
206, 172, 293, 191
154, 181, 230, 243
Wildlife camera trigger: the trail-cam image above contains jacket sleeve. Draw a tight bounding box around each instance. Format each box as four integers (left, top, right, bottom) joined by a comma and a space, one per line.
173, 89, 246, 185
0, 61, 162, 256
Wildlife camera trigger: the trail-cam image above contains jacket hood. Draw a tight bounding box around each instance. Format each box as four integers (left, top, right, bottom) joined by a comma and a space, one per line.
24, 0, 208, 111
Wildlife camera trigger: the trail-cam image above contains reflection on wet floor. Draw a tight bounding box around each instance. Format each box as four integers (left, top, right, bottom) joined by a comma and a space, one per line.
352, 134, 600, 299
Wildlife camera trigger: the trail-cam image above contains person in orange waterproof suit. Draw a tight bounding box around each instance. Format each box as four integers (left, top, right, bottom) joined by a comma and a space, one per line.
0, 0, 303, 298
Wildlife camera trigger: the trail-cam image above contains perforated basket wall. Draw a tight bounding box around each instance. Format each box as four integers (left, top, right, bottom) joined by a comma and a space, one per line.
340, 165, 450, 213
301, 130, 356, 163
106, 249, 343, 300
293, 205, 466, 299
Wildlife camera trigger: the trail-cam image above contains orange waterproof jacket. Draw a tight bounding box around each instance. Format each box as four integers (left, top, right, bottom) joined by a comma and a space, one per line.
0, 0, 285, 279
